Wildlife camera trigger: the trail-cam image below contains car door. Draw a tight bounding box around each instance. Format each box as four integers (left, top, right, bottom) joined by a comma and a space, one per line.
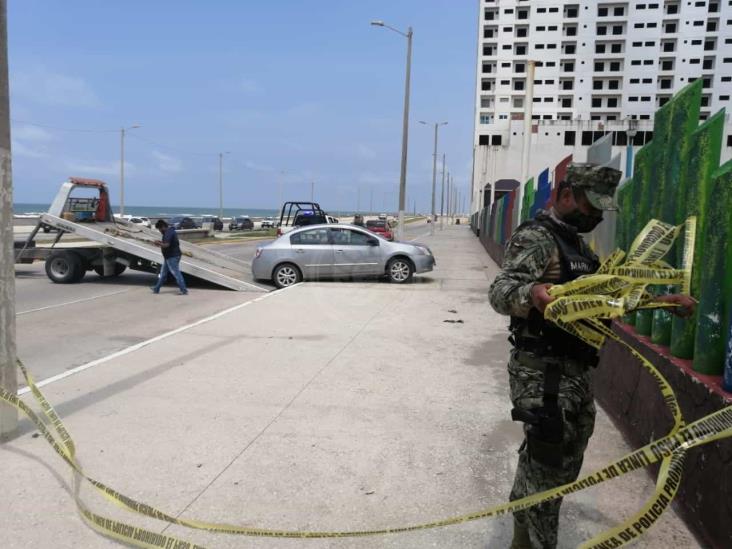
289, 227, 335, 280
329, 227, 383, 276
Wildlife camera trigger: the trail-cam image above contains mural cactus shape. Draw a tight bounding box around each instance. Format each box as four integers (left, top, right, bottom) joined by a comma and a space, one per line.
520, 177, 535, 223
472, 80, 732, 383
651, 84, 702, 346
669, 111, 724, 360
694, 160, 732, 374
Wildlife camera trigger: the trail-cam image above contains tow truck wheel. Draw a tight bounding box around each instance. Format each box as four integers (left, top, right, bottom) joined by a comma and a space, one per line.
93, 264, 127, 277
45, 251, 84, 284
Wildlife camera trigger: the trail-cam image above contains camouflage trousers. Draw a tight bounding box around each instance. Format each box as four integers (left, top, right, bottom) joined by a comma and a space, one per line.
507, 350, 596, 549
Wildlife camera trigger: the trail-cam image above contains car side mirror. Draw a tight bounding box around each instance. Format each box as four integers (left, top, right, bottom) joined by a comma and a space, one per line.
368, 238, 379, 246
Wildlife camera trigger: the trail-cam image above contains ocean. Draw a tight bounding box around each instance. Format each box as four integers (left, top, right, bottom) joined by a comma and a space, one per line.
13, 203, 366, 220
14, 203, 281, 220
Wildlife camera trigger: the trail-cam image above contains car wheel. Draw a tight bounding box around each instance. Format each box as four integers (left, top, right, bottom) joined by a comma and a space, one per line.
93, 264, 127, 277
46, 251, 84, 283
387, 257, 414, 284
273, 263, 302, 289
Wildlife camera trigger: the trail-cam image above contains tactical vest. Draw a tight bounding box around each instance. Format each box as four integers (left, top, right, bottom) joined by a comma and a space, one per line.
509, 212, 600, 361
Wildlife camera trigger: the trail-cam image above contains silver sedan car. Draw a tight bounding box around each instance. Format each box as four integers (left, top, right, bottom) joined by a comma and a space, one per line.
252, 224, 435, 288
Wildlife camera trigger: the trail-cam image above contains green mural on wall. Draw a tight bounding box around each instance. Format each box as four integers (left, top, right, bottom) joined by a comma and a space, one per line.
520, 177, 534, 223
669, 111, 724, 360
694, 160, 732, 374
615, 80, 732, 375
651, 84, 702, 345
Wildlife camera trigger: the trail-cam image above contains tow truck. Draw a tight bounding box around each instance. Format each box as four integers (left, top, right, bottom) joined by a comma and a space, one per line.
14, 178, 263, 292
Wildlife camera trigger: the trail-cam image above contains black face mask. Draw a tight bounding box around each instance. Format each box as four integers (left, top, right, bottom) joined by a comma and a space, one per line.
562, 208, 603, 233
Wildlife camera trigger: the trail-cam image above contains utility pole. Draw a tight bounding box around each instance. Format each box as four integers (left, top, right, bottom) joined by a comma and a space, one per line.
218, 151, 230, 220
0, 0, 17, 440
370, 187, 373, 214
371, 21, 413, 241
357, 186, 360, 212
419, 120, 447, 234
120, 128, 126, 215
440, 154, 446, 230
311, 181, 315, 202
278, 171, 285, 213
119, 124, 141, 216
446, 174, 451, 226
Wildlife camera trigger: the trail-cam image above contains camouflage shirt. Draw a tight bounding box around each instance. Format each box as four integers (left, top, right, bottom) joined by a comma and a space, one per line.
489, 209, 574, 318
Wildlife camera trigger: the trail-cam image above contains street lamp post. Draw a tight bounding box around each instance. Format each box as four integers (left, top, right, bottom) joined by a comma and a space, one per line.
419, 120, 447, 235
219, 151, 230, 220
0, 0, 17, 440
440, 153, 446, 230
371, 20, 413, 241
119, 124, 141, 216
626, 117, 638, 177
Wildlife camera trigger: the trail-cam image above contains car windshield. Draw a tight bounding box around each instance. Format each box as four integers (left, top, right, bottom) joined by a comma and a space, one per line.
295, 212, 326, 225
170, 217, 183, 223
236, 217, 247, 222
366, 220, 386, 228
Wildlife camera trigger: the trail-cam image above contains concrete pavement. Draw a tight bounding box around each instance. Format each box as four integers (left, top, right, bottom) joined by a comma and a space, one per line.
0, 224, 699, 548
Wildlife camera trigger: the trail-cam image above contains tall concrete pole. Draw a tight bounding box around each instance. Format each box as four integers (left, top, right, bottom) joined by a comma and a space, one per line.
430, 123, 438, 232
420, 121, 447, 234
395, 27, 413, 241
446, 174, 451, 226
440, 154, 446, 230
0, 0, 17, 440
120, 128, 126, 215
119, 124, 140, 216
219, 153, 224, 219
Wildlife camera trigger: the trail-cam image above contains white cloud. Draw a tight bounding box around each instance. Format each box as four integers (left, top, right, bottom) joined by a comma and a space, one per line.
152, 150, 182, 173
356, 172, 398, 186
12, 67, 101, 108
65, 160, 132, 177
12, 140, 48, 159
244, 160, 275, 173
356, 144, 377, 159
13, 125, 54, 142
240, 78, 263, 95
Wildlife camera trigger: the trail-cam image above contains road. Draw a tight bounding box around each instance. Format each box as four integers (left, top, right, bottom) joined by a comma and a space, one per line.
13, 219, 434, 389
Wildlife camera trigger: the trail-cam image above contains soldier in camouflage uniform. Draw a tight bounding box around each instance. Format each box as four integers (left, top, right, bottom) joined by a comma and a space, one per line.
488, 163, 695, 548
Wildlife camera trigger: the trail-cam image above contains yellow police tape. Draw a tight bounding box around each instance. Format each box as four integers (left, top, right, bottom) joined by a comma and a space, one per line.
1, 216, 730, 548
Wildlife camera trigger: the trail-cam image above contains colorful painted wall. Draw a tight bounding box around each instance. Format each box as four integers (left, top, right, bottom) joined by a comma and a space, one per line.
472, 80, 732, 378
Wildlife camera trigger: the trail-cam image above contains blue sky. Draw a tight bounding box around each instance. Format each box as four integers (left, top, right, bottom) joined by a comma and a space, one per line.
9, 1, 477, 212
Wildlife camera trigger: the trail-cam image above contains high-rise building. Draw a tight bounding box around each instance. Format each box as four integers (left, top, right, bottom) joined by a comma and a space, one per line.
471, 0, 732, 212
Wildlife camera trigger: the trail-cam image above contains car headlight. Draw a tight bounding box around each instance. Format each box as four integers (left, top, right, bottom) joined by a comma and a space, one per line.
415, 245, 432, 256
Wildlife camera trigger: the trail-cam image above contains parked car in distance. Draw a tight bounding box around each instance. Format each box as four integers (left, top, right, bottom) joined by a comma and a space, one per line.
252, 223, 435, 289
202, 216, 224, 231
170, 216, 199, 230
229, 216, 254, 231
128, 216, 151, 228
365, 219, 394, 241
378, 213, 387, 220
353, 214, 365, 226
260, 217, 275, 229
327, 215, 339, 224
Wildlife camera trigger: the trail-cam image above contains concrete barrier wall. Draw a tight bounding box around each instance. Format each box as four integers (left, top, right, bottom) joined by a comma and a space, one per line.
595, 323, 732, 549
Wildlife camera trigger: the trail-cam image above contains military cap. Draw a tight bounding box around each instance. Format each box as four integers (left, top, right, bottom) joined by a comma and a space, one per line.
566, 162, 623, 210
